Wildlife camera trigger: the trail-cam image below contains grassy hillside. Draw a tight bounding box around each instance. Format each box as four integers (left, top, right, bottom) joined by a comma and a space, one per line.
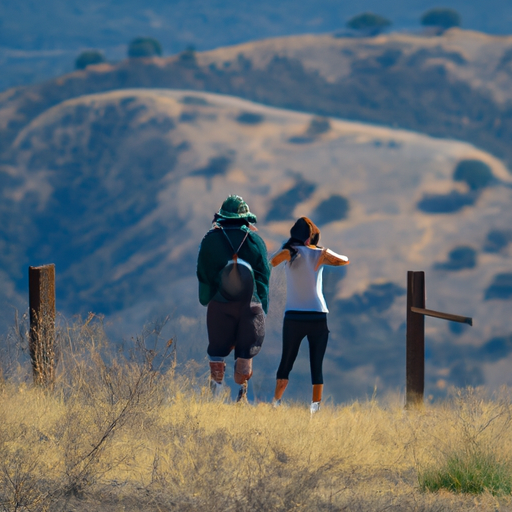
1, 320, 512, 511
2, 28, 512, 403
1, 88, 511, 403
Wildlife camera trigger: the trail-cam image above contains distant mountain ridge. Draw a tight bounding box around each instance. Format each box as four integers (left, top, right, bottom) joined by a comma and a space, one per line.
1, 0, 512, 91
2, 29, 512, 168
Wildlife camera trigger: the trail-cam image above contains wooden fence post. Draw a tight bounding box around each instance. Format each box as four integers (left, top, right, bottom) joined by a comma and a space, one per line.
405, 270, 473, 408
406, 271, 425, 408
29, 264, 56, 387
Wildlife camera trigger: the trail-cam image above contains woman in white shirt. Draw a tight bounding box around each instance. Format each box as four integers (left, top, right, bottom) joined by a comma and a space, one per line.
270, 217, 349, 413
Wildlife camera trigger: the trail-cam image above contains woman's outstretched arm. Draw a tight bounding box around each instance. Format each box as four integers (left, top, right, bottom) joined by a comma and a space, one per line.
270, 249, 291, 267
314, 248, 349, 270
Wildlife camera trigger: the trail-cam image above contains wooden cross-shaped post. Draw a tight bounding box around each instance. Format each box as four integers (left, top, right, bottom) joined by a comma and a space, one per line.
406, 270, 473, 408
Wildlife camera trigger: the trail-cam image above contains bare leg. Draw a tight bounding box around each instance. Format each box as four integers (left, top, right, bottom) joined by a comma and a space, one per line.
272, 379, 288, 407
311, 384, 323, 414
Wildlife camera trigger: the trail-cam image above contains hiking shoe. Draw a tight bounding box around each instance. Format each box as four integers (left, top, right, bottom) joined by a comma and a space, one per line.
236, 382, 248, 403
310, 401, 321, 414
210, 380, 223, 398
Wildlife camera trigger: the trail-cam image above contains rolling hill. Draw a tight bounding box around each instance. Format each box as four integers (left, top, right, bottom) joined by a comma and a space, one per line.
1, 87, 511, 403
2, 29, 512, 167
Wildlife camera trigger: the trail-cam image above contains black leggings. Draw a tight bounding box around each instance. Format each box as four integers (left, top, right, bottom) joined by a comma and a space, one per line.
276, 316, 329, 385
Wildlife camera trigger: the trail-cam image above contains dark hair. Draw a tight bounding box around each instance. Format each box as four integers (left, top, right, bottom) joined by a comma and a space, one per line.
282, 217, 321, 262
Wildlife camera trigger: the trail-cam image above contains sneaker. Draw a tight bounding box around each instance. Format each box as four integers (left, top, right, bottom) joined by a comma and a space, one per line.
210, 380, 223, 397
310, 401, 321, 414
272, 398, 282, 408
236, 382, 248, 403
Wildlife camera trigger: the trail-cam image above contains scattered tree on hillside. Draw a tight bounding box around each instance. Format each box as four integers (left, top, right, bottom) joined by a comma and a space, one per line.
417, 190, 475, 213
128, 37, 162, 58
485, 272, 512, 300
312, 194, 349, 225
179, 45, 197, 66
346, 12, 392, 36
306, 116, 331, 136
453, 159, 493, 190
75, 50, 106, 70
484, 229, 512, 253
434, 246, 477, 271
420, 8, 461, 32
236, 112, 264, 124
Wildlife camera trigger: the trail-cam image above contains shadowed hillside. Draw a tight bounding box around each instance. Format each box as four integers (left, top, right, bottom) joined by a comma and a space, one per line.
1, 88, 511, 402
2, 30, 512, 169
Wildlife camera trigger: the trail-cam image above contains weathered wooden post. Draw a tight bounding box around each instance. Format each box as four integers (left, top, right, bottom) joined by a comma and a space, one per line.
405, 270, 473, 408
29, 264, 56, 387
406, 271, 425, 408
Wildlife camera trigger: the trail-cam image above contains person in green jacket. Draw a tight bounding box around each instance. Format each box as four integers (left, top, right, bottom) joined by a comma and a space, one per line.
197, 195, 271, 402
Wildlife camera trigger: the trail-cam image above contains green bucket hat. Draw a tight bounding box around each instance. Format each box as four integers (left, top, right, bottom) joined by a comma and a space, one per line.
217, 195, 257, 223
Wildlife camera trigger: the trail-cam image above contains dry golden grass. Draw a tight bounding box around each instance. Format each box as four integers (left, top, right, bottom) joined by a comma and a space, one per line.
1, 315, 512, 511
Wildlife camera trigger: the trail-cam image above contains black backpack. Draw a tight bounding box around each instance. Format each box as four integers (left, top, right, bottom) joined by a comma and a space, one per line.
218, 227, 255, 302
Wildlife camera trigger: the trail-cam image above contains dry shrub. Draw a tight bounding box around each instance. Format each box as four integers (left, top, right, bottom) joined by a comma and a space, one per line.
417, 388, 512, 496
0, 393, 57, 512
0, 313, 179, 511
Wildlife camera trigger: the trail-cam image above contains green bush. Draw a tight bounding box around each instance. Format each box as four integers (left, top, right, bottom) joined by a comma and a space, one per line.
419, 449, 512, 495
484, 229, 512, 253
179, 45, 197, 65
420, 8, 461, 30
434, 245, 477, 271
180, 95, 209, 106
417, 190, 475, 213
128, 37, 162, 58
346, 12, 392, 35
306, 116, 331, 136
266, 179, 316, 221
485, 272, 512, 300
453, 159, 493, 190
75, 50, 106, 70
312, 194, 349, 225
236, 112, 264, 125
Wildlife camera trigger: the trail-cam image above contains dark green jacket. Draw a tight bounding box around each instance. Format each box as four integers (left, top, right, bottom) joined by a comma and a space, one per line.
197, 223, 271, 313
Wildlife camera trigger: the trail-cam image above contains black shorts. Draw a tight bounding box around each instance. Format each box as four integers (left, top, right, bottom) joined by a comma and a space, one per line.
206, 300, 265, 360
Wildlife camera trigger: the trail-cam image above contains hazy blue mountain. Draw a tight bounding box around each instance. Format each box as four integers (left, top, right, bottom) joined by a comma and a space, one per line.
1, 0, 512, 91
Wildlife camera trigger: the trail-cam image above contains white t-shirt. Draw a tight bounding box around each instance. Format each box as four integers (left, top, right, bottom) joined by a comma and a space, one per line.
284, 245, 328, 313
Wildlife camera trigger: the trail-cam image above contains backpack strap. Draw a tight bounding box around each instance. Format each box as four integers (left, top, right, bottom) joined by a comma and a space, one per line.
219, 225, 250, 260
